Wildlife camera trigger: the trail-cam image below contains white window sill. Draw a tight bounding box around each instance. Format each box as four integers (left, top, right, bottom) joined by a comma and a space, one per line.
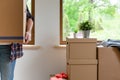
54, 45, 66, 48
23, 45, 40, 50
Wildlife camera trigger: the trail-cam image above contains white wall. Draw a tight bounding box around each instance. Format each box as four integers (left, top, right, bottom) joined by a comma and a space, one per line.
14, 0, 66, 80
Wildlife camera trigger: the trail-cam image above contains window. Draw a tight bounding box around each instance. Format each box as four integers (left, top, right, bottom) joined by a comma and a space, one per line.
60, 0, 120, 44
27, 0, 35, 44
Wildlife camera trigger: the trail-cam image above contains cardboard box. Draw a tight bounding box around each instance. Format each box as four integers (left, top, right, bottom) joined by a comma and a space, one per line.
98, 47, 120, 80
66, 38, 97, 60
67, 59, 97, 80
0, 0, 26, 43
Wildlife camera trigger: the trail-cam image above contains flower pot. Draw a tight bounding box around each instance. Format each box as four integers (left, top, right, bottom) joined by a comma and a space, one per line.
73, 33, 77, 38
82, 30, 90, 38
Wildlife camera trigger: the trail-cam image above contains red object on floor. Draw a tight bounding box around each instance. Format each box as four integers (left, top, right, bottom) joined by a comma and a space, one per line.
50, 77, 63, 80
50, 72, 68, 80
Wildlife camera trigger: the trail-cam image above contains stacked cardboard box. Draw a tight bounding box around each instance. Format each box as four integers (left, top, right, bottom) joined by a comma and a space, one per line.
66, 38, 97, 80
98, 47, 120, 80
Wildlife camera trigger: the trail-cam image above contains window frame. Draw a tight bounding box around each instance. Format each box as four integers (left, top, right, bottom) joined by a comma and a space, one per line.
27, 0, 35, 44
60, 0, 101, 45
60, 0, 118, 45
60, 0, 66, 45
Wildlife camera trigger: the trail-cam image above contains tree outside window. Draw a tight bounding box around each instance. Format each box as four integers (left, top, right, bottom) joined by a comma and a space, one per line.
27, 0, 32, 13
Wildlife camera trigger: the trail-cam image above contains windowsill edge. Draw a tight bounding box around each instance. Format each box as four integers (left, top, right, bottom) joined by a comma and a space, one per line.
54, 45, 66, 48
23, 45, 40, 50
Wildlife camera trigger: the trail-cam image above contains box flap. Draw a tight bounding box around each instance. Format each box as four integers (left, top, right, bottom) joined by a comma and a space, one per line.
67, 59, 98, 65
66, 38, 97, 43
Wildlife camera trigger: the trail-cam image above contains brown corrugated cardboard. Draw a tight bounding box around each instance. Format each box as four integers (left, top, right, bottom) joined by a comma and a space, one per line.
0, 0, 25, 43
66, 38, 97, 59
66, 38, 97, 43
67, 59, 98, 80
98, 47, 120, 80
67, 64, 97, 80
66, 38, 97, 80
68, 59, 98, 65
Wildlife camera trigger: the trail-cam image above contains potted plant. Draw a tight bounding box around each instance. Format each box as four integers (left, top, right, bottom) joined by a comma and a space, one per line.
78, 20, 94, 38
73, 29, 78, 38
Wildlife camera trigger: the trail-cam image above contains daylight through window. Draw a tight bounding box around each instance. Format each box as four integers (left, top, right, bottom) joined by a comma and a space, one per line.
60, 0, 120, 44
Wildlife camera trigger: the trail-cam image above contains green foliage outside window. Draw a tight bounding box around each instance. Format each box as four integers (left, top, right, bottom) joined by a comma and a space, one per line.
62, 0, 120, 41
27, 0, 32, 13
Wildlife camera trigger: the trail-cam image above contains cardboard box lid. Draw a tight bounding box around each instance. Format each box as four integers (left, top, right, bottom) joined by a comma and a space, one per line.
67, 59, 98, 65
66, 38, 97, 43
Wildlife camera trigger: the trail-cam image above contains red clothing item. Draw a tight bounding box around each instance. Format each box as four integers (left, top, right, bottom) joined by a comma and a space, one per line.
50, 72, 68, 80
50, 77, 63, 80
